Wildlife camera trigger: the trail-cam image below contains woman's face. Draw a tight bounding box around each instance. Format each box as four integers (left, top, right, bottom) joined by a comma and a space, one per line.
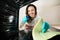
28, 6, 35, 18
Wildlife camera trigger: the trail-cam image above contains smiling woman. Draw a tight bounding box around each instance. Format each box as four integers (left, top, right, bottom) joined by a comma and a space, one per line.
19, 0, 60, 40
19, 4, 40, 40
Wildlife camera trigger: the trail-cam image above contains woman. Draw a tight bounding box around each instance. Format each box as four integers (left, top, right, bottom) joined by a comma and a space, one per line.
19, 4, 40, 40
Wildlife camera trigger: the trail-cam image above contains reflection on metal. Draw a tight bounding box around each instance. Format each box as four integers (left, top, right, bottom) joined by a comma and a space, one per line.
19, 0, 37, 8
8, 15, 14, 23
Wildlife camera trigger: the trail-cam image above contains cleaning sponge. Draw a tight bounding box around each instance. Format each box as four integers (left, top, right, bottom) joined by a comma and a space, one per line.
22, 16, 29, 23
42, 22, 50, 33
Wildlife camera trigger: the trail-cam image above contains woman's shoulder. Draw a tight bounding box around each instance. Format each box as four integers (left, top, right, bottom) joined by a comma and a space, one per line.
35, 15, 42, 20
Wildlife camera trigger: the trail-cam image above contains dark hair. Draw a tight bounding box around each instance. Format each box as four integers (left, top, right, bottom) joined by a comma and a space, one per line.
26, 4, 37, 23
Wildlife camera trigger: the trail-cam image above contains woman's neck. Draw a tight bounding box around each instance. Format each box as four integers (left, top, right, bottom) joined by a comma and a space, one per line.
31, 16, 36, 20
31, 17, 34, 20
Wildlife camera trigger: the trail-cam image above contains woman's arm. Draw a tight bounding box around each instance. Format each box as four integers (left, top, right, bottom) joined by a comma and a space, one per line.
32, 18, 43, 40
19, 22, 25, 31
32, 18, 43, 33
32, 18, 60, 40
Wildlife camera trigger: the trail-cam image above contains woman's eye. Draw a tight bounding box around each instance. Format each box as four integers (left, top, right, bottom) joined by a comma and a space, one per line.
32, 9, 35, 12
28, 9, 34, 12
31, 9, 34, 11
28, 10, 30, 12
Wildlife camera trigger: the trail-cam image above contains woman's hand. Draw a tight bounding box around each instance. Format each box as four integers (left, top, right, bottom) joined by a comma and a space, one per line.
25, 24, 30, 29
25, 23, 34, 30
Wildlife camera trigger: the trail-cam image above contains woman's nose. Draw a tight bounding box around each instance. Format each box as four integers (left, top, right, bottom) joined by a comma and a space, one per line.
29, 11, 33, 14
